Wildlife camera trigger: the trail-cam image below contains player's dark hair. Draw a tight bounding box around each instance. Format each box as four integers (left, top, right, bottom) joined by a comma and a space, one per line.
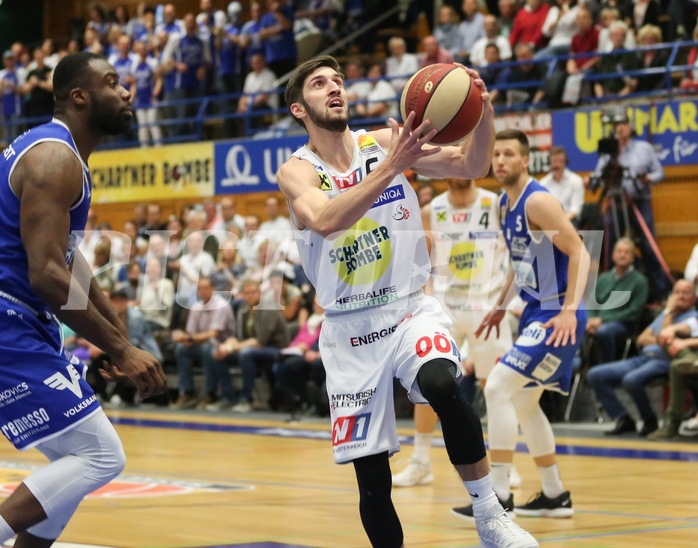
495, 129, 530, 156
285, 55, 343, 129
53, 52, 105, 102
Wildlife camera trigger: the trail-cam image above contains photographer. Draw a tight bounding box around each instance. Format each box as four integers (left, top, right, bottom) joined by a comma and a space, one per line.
587, 109, 669, 299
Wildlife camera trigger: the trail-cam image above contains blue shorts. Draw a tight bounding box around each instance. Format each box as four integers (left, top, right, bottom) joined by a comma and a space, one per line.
499, 303, 587, 394
0, 300, 100, 450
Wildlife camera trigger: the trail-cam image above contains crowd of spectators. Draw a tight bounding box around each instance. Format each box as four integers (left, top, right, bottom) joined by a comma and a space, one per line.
3, 0, 698, 147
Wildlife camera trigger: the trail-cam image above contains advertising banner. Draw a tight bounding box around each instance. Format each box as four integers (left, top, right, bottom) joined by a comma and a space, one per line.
90, 142, 214, 203
552, 99, 698, 171
214, 135, 307, 195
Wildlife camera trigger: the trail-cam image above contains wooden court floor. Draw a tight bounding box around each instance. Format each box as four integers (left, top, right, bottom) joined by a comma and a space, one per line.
0, 408, 697, 548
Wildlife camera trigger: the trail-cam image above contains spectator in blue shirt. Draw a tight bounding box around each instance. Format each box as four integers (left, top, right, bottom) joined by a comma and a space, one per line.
162, 12, 212, 135
259, 0, 297, 78
586, 279, 698, 437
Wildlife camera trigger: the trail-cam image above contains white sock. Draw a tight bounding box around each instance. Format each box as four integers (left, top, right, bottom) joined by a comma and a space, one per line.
491, 462, 512, 500
464, 473, 499, 518
412, 432, 432, 464
539, 463, 564, 498
0, 515, 15, 543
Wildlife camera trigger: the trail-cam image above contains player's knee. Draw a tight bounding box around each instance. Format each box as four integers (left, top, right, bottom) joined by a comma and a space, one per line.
484, 372, 509, 408
86, 427, 126, 485
416, 359, 459, 405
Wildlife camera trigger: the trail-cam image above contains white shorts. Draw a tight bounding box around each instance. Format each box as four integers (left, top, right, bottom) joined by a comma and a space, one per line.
444, 292, 513, 380
320, 292, 461, 464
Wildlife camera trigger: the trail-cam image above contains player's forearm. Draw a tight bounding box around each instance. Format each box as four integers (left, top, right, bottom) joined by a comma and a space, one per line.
458, 104, 495, 178
311, 162, 401, 236
562, 245, 590, 311
495, 271, 516, 310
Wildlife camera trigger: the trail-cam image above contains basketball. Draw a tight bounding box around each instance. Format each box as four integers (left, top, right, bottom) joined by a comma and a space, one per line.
399, 64, 484, 146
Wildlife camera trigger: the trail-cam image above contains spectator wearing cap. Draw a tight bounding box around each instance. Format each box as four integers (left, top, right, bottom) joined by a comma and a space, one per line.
0, 49, 26, 142
261, 265, 303, 337
214, 278, 290, 412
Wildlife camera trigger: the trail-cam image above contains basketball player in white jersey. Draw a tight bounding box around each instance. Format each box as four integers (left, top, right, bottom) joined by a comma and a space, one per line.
278, 55, 537, 548
392, 178, 523, 498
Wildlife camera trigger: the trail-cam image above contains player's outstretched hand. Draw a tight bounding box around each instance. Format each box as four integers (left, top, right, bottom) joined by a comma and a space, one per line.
542, 310, 577, 348
385, 111, 440, 174
101, 346, 167, 398
475, 307, 506, 340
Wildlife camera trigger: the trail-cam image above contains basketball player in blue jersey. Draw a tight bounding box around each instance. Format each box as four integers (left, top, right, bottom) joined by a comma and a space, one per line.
0, 52, 166, 546
453, 129, 589, 520
278, 55, 537, 548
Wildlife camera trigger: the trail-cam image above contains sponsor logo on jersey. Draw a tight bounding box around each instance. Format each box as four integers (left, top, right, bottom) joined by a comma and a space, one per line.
331, 388, 376, 409
503, 348, 532, 370
532, 353, 562, 382
393, 204, 410, 221
0, 408, 50, 442
350, 325, 397, 346
332, 413, 371, 446
511, 236, 529, 255
335, 285, 398, 310
516, 321, 547, 347
481, 197, 492, 208
436, 211, 447, 222
0, 382, 31, 409
333, 167, 363, 190
513, 261, 537, 290
358, 134, 380, 154
329, 219, 392, 285
370, 184, 405, 208
469, 230, 500, 239
318, 171, 332, 191
63, 394, 97, 418
449, 242, 485, 281
451, 212, 471, 223
2, 144, 16, 161
43, 364, 84, 399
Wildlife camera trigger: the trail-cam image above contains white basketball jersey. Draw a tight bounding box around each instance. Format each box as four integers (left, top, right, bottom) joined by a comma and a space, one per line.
291, 130, 430, 314
429, 188, 509, 301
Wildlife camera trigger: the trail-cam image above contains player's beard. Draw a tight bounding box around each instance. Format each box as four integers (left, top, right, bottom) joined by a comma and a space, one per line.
302, 99, 348, 132
90, 92, 132, 136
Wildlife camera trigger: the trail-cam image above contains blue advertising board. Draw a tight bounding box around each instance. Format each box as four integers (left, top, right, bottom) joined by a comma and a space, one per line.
552, 99, 698, 171
214, 135, 308, 195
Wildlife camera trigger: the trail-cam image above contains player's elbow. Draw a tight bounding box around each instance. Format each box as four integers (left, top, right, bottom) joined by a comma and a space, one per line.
28, 261, 67, 303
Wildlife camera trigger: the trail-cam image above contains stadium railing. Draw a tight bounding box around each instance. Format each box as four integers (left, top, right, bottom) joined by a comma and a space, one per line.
1, 40, 695, 150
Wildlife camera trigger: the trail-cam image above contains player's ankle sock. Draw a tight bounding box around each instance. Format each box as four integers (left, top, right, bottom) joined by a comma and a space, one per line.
491, 462, 512, 500
413, 432, 432, 463
464, 473, 498, 518
0, 515, 15, 542
539, 463, 564, 498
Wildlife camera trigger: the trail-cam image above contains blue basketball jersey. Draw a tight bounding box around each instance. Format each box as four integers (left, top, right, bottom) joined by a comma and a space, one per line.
0, 119, 99, 450
0, 119, 92, 314
500, 179, 569, 308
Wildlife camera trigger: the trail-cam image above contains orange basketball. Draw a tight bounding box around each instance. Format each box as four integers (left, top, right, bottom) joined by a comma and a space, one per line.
399, 64, 484, 146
